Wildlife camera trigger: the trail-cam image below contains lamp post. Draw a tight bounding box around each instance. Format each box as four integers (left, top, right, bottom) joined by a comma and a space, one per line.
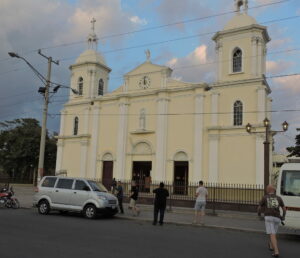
246, 118, 288, 191
8, 51, 59, 182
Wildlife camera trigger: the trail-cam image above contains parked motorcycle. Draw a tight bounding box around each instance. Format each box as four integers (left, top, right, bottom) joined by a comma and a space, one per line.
0, 186, 20, 209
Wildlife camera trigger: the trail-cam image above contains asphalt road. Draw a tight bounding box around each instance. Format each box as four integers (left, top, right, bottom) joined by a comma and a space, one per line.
0, 209, 299, 258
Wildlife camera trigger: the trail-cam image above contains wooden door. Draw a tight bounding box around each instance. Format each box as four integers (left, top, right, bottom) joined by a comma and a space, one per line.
102, 161, 113, 190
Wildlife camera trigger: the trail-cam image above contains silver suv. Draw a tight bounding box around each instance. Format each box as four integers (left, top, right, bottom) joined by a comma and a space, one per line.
33, 176, 118, 219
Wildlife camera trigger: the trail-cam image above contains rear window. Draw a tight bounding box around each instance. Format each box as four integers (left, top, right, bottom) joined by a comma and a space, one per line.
56, 179, 74, 189
41, 177, 57, 188
281, 170, 300, 196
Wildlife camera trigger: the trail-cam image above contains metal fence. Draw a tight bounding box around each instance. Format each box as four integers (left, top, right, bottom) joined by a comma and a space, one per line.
99, 179, 264, 212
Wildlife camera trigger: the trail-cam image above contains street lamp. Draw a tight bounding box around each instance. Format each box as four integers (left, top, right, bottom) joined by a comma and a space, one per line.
8, 51, 59, 182
246, 118, 288, 191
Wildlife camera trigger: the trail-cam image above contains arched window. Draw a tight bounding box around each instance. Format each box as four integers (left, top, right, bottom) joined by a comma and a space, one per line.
233, 48, 242, 73
233, 101, 243, 126
98, 79, 104, 96
78, 77, 83, 96
73, 117, 79, 135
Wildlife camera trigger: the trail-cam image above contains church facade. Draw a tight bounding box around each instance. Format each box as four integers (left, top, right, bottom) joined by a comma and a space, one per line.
55, 1, 272, 186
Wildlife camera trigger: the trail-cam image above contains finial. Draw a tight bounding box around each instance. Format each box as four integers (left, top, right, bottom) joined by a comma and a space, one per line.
91, 17, 96, 33
87, 17, 98, 50
145, 49, 151, 62
235, 0, 248, 13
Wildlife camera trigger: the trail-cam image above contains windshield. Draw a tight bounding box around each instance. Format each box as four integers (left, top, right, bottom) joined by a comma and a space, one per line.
87, 181, 108, 192
281, 170, 300, 196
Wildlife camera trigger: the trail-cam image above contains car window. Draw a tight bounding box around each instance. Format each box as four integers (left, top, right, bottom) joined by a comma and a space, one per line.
56, 178, 74, 189
75, 180, 89, 191
41, 177, 57, 188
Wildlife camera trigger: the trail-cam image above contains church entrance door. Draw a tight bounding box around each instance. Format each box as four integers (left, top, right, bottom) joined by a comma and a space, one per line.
174, 161, 189, 195
132, 161, 152, 192
102, 161, 113, 190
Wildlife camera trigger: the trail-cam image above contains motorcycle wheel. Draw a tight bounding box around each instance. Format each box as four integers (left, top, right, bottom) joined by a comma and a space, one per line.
5, 200, 12, 208
11, 199, 20, 209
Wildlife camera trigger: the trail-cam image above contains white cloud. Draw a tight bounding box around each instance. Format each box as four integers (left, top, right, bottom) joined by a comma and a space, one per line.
266, 60, 293, 75
166, 44, 216, 83
130, 16, 148, 26
273, 75, 300, 93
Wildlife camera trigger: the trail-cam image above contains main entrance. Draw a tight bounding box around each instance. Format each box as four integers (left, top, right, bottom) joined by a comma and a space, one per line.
174, 161, 189, 195
132, 161, 152, 192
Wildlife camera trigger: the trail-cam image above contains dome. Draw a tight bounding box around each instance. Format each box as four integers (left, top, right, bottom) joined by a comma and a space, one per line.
224, 13, 257, 30
75, 49, 106, 65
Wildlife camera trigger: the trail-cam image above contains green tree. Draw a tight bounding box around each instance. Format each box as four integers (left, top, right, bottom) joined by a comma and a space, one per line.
286, 134, 300, 157
0, 118, 57, 181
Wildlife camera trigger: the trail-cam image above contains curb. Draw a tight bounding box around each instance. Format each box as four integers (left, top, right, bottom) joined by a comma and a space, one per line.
115, 215, 300, 240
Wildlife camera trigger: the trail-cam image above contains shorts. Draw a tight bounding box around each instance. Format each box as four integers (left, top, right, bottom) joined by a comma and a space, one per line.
129, 198, 136, 208
194, 201, 206, 211
265, 216, 281, 234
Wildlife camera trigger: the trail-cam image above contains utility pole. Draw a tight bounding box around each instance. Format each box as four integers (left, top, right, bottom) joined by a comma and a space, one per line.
37, 50, 59, 182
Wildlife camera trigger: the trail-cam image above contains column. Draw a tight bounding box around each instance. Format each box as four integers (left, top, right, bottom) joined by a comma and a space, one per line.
55, 140, 64, 173
88, 69, 96, 98
193, 94, 205, 182
116, 99, 129, 180
80, 140, 89, 177
257, 87, 266, 121
211, 91, 219, 126
90, 105, 101, 178
208, 135, 219, 183
161, 70, 168, 88
251, 36, 258, 76
55, 110, 66, 173
256, 135, 264, 185
155, 94, 169, 181
79, 108, 90, 177
257, 37, 263, 77
215, 42, 223, 81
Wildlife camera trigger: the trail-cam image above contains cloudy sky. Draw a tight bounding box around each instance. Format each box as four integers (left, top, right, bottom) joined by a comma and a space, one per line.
0, 0, 300, 153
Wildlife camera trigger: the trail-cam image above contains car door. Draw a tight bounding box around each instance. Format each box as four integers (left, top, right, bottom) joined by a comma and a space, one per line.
51, 178, 74, 206
69, 180, 91, 208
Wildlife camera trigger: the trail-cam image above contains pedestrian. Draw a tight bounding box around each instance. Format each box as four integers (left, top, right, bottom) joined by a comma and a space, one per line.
116, 181, 124, 214
258, 185, 286, 257
129, 181, 140, 216
145, 175, 152, 193
193, 180, 208, 225
111, 178, 117, 194
152, 182, 169, 226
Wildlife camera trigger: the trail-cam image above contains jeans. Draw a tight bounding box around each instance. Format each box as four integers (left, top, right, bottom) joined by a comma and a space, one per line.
153, 205, 166, 224
118, 197, 124, 213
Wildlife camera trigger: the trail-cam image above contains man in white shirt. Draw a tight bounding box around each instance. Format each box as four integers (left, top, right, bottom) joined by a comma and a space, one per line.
194, 181, 208, 225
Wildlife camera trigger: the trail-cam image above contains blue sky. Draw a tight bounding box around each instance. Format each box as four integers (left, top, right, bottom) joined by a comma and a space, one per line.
0, 0, 300, 153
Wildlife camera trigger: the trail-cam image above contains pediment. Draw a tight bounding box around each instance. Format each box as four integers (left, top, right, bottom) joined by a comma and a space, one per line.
125, 61, 172, 76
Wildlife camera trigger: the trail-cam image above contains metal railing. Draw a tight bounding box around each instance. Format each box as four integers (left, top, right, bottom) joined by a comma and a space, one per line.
97, 179, 264, 211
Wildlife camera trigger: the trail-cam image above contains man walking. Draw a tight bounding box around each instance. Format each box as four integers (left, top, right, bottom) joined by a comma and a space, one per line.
258, 185, 286, 257
153, 182, 169, 226
129, 181, 140, 216
194, 181, 208, 225
116, 181, 124, 214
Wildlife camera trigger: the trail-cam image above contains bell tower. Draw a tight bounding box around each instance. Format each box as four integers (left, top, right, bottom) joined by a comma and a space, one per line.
69, 18, 111, 100
212, 0, 270, 82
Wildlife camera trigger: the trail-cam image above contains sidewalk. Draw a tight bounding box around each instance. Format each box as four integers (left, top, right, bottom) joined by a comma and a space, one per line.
11, 185, 299, 238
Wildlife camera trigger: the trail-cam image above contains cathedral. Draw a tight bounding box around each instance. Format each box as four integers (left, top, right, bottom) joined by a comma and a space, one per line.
55, 0, 271, 187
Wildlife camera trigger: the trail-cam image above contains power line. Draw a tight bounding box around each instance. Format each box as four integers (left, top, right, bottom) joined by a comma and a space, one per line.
0, 0, 292, 64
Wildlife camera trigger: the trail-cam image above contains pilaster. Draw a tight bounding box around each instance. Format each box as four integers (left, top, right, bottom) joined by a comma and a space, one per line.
208, 134, 219, 183
90, 105, 101, 178
193, 94, 205, 182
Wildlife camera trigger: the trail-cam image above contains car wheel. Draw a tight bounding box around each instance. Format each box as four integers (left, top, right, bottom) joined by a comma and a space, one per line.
83, 204, 97, 219
38, 200, 50, 215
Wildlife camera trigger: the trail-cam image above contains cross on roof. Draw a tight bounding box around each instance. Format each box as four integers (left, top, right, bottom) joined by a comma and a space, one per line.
91, 18, 96, 33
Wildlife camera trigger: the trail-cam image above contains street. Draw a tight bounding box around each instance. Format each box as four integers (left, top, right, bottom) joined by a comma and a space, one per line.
0, 209, 299, 258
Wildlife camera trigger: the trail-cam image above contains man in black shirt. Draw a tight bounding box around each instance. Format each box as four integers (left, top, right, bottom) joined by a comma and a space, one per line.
129, 181, 140, 216
153, 182, 169, 225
